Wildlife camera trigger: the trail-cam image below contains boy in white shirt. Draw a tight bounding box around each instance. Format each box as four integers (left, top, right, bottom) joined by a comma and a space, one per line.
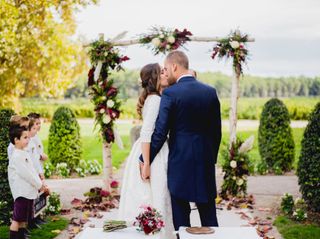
7, 116, 30, 161
8, 126, 46, 239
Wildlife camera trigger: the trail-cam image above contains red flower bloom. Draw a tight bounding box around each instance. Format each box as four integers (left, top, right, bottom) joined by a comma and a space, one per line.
120, 56, 130, 62
88, 67, 95, 87
107, 108, 120, 119
104, 128, 115, 143
143, 224, 154, 234
110, 180, 119, 188
100, 190, 110, 197
106, 87, 118, 97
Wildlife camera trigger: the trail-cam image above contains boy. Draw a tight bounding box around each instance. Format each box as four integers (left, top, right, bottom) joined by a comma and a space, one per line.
8, 126, 45, 239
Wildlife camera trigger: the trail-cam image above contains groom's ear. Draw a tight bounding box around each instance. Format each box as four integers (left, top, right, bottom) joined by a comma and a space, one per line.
172, 63, 178, 72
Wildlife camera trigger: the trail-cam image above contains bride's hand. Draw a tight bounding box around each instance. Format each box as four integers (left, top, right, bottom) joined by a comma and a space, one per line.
141, 164, 150, 181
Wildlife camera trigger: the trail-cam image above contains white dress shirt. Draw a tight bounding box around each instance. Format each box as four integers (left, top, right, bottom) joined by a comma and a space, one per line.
26, 140, 43, 174
176, 74, 193, 83
8, 148, 42, 200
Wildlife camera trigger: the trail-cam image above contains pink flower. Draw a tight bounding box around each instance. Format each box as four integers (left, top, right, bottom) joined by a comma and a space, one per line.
100, 190, 110, 197
110, 180, 119, 188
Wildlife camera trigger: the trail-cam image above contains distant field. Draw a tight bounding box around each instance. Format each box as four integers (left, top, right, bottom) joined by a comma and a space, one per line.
39, 120, 305, 172
19, 97, 319, 120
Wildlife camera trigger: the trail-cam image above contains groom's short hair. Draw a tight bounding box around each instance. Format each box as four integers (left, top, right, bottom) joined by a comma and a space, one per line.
166, 51, 189, 70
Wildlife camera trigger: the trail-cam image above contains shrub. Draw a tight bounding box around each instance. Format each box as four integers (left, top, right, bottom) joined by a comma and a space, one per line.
297, 102, 320, 212
44, 162, 55, 178
0, 108, 15, 225
56, 163, 70, 178
281, 193, 294, 215
48, 107, 82, 170
45, 192, 62, 215
258, 98, 295, 174
87, 160, 102, 175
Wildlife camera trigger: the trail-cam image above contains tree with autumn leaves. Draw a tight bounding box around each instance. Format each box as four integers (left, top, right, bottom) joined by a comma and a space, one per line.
0, 0, 98, 108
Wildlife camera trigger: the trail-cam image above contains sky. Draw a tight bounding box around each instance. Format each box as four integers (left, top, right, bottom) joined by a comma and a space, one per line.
75, 0, 320, 77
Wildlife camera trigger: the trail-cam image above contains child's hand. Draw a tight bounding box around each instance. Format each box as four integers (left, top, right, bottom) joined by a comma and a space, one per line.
39, 174, 45, 181
41, 153, 48, 161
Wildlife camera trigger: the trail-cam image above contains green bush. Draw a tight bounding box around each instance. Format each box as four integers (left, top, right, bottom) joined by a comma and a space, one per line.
0, 108, 15, 225
48, 107, 82, 170
258, 98, 295, 173
297, 102, 320, 212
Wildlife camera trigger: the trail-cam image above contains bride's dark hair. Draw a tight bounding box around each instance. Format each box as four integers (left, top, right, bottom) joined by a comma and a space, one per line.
137, 63, 161, 118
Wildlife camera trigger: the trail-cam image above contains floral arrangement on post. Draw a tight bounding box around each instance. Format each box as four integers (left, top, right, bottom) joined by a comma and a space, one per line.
220, 136, 254, 198
139, 26, 192, 55
87, 40, 130, 143
211, 29, 249, 75
134, 205, 165, 235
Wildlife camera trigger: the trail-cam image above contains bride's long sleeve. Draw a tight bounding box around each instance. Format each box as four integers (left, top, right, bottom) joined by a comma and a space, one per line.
140, 95, 161, 143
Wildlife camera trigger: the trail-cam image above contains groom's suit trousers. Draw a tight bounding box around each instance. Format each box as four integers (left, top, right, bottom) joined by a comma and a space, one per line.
171, 194, 218, 231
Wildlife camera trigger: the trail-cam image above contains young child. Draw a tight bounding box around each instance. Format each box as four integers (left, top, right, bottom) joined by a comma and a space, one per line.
7, 116, 30, 160
8, 125, 45, 239
27, 113, 48, 166
26, 118, 44, 179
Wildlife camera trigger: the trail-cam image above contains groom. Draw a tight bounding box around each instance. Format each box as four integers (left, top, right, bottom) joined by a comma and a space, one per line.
140, 51, 221, 230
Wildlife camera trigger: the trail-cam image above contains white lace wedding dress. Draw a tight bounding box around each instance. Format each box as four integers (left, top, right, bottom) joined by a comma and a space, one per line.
118, 95, 175, 239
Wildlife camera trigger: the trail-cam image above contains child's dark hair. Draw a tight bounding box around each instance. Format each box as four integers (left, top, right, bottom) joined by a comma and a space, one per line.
27, 112, 41, 119
9, 126, 28, 144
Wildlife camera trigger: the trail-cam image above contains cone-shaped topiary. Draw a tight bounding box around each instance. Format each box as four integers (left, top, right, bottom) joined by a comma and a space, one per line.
0, 108, 15, 225
258, 98, 295, 174
297, 102, 320, 212
48, 106, 82, 171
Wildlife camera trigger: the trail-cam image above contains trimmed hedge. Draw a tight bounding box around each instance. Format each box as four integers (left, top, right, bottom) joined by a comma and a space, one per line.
297, 102, 320, 212
258, 98, 295, 174
48, 107, 82, 170
0, 109, 15, 225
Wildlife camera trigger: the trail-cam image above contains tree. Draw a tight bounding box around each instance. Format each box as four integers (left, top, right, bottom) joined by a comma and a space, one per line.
258, 98, 295, 174
297, 102, 320, 212
0, 0, 98, 108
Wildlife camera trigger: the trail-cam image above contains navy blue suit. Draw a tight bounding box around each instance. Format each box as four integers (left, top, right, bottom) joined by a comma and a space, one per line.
140, 76, 221, 230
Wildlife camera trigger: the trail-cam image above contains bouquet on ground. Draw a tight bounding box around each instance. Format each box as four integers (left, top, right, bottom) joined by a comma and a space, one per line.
134, 205, 165, 235
103, 220, 127, 232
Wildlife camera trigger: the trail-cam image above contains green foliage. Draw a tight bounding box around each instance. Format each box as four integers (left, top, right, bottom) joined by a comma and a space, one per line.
87, 159, 102, 175
45, 192, 62, 215
297, 102, 320, 212
48, 107, 82, 170
258, 98, 295, 174
274, 216, 320, 239
44, 162, 55, 178
0, 108, 15, 225
281, 193, 295, 215
56, 163, 71, 178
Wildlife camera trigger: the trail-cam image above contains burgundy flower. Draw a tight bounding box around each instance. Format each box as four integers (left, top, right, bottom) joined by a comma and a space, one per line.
104, 128, 115, 143
143, 224, 153, 234
120, 56, 130, 62
100, 190, 110, 197
107, 108, 120, 119
110, 180, 119, 188
88, 67, 95, 87
106, 87, 118, 97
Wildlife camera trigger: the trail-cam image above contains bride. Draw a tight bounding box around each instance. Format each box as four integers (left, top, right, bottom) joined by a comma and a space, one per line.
118, 63, 175, 239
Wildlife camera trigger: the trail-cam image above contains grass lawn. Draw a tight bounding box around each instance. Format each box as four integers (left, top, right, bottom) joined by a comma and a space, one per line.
38, 120, 305, 172
0, 216, 68, 239
274, 216, 320, 239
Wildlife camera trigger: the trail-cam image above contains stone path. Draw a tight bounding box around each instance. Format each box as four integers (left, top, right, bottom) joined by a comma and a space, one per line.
47, 168, 300, 239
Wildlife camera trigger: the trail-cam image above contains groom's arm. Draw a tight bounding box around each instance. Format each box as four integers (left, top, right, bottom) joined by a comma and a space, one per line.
139, 90, 173, 164
211, 90, 222, 164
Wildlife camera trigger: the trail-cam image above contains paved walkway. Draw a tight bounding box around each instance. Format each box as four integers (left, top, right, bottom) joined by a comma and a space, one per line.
47, 168, 300, 239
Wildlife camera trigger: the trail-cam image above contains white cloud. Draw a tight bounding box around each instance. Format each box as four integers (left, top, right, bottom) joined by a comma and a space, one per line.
75, 0, 320, 76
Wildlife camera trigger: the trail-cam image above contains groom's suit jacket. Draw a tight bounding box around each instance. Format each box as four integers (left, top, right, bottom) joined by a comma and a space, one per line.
141, 76, 221, 203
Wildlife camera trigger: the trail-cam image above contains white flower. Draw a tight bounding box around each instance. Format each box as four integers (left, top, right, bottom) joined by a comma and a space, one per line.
236, 178, 244, 186
99, 108, 105, 114
166, 44, 171, 50
159, 34, 165, 39
104, 51, 109, 56
151, 38, 161, 47
102, 114, 111, 124
242, 175, 248, 180
101, 96, 106, 101
230, 160, 237, 168
239, 135, 254, 154
230, 41, 240, 49
107, 99, 115, 108
293, 211, 298, 216
167, 36, 175, 44
232, 176, 236, 180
